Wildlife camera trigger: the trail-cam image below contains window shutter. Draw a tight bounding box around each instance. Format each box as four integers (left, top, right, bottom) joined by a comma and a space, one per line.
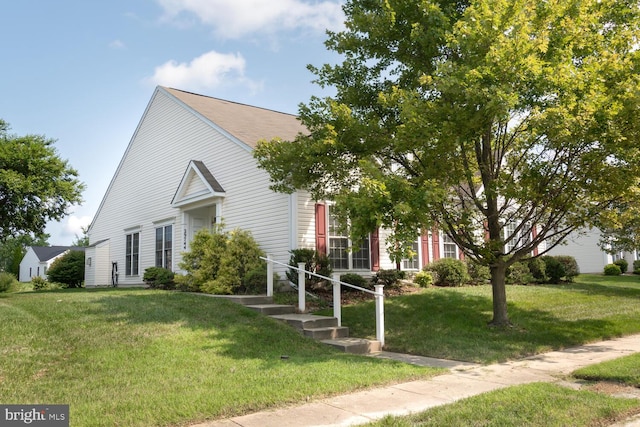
532, 225, 539, 256
315, 203, 327, 255
371, 228, 380, 271
421, 231, 430, 267
431, 227, 441, 260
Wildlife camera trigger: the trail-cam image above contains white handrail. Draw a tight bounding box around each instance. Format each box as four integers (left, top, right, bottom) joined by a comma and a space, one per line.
261, 254, 385, 347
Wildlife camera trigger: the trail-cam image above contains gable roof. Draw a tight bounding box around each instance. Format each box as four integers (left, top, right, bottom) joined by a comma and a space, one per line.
172, 160, 226, 207
30, 246, 86, 262
162, 87, 306, 149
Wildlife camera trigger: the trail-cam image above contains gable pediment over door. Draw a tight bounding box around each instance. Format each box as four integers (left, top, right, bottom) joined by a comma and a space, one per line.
171, 160, 226, 207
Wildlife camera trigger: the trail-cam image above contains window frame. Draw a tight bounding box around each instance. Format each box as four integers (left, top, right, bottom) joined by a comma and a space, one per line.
326, 205, 371, 271
155, 224, 173, 269
125, 231, 140, 276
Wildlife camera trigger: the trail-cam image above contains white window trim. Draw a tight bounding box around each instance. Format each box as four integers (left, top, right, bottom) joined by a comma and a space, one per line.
326, 204, 371, 271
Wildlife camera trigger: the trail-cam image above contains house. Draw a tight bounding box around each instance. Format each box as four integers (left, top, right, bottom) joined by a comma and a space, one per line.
85, 86, 468, 287
19, 246, 85, 282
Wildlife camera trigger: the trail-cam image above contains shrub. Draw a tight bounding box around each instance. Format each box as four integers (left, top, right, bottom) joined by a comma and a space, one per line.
541, 256, 565, 284
46, 250, 85, 288
372, 269, 405, 289
413, 270, 433, 288
143, 267, 175, 290
339, 273, 369, 292
555, 255, 580, 282
241, 265, 269, 295
178, 227, 266, 295
527, 257, 547, 283
31, 276, 49, 291
286, 249, 332, 288
634, 260, 640, 275
506, 262, 533, 285
466, 261, 490, 285
427, 258, 470, 287
604, 263, 622, 276
0, 272, 16, 293
613, 258, 629, 274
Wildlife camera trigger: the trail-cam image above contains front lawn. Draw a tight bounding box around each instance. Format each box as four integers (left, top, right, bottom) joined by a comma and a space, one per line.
573, 353, 640, 387
0, 289, 440, 427
337, 274, 640, 363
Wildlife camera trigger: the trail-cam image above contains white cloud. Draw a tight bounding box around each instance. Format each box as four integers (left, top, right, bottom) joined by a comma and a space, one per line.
145, 50, 262, 92
64, 215, 92, 238
156, 0, 344, 38
108, 39, 125, 49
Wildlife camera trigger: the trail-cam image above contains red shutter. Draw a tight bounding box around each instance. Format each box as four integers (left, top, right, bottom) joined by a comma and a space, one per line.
431, 227, 441, 260
315, 203, 327, 255
532, 225, 539, 256
421, 231, 430, 268
370, 228, 380, 272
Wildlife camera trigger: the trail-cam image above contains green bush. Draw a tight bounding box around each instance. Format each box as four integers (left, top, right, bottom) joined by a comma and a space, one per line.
46, 250, 85, 288
31, 276, 49, 291
604, 263, 622, 276
633, 260, 640, 275
413, 270, 433, 288
466, 261, 490, 285
541, 256, 565, 284
427, 258, 470, 287
0, 272, 17, 293
614, 258, 629, 274
527, 258, 547, 283
286, 248, 332, 288
143, 267, 175, 290
241, 265, 269, 295
339, 273, 369, 292
506, 262, 533, 285
178, 227, 266, 295
372, 269, 405, 289
555, 255, 580, 282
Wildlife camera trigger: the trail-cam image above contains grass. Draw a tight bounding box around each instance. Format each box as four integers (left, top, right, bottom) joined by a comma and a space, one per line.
369, 382, 640, 427
0, 288, 441, 427
331, 274, 640, 363
573, 353, 640, 387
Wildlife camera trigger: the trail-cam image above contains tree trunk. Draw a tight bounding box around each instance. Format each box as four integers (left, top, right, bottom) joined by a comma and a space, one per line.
489, 262, 510, 326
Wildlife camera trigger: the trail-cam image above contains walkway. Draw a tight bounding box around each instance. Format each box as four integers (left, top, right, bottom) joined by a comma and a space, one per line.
192, 334, 640, 427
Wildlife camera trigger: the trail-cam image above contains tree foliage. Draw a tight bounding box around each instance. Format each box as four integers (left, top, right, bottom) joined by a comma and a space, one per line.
0, 119, 84, 241
46, 250, 85, 288
255, 0, 640, 325
0, 233, 49, 277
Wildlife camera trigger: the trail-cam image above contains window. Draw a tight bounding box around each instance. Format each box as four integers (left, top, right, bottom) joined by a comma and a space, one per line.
503, 221, 531, 253
125, 232, 140, 276
155, 225, 173, 269
327, 205, 370, 270
442, 234, 458, 259
402, 239, 420, 270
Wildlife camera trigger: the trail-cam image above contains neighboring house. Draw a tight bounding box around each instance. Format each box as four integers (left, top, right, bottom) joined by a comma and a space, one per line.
19, 246, 85, 282
548, 229, 638, 274
84, 86, 492, 287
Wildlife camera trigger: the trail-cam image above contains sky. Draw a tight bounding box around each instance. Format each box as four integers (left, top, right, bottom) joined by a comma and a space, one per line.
0, 0, 345, 245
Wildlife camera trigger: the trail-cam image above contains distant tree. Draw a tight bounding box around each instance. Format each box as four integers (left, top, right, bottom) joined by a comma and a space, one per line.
0, 119, 84, 241
255, 0, 640, 326
0, 233, 49, 277
46, 250, 85, 288
72, 226, 90, 247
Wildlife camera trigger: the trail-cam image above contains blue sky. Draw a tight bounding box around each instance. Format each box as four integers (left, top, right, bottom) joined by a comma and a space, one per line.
0, 0, 344, 245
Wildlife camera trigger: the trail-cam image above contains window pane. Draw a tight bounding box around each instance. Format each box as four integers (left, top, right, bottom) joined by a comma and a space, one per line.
132, 232, 139, 275
164, 225, 172, 269
402, 239, 420, 270
155, 228, 163, 267
329, 237, 349, 269
442, 234, 457, 259
352, 237, 370, 270
126, 234, 132, 276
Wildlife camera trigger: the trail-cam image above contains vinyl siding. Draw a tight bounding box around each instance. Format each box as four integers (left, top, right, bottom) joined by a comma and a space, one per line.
296, 190, 316, 250
88, 88, 293, 284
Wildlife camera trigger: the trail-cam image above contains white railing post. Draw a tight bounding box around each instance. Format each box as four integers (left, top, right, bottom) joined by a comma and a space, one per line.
374, 284, 385, 347
266, 254, 273, 297
332, 273, 341, 326
298, 262, 306, 312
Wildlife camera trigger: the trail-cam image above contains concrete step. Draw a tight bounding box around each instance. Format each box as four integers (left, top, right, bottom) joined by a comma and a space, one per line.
214, 295, 273, 305
246, 304, 297, 315
321, 338, 382, 355
270, 313, 339, 330
304, 326, 350, 340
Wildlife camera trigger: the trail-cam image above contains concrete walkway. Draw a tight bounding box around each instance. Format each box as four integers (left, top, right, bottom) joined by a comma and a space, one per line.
192, 334, 640, 427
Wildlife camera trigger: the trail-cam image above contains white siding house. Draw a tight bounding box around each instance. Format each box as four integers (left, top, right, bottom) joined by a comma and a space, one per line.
19, 246, 84, 282
86, 86, 472, 286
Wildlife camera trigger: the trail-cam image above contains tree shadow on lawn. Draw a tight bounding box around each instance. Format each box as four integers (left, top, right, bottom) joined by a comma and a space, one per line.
537, 281, 640, 299
81, 289, 385, 366
341, 288, 628, 364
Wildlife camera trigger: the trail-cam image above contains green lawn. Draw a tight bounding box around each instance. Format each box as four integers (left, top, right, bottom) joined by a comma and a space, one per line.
369, 382, 640, 427
336, 274, 640, 363
0, 289, 440, 427
573, 353, 640, 387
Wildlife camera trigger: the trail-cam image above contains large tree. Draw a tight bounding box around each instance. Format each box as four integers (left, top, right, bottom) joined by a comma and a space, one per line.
0, 120, 84, 241
254, 0, 640, 326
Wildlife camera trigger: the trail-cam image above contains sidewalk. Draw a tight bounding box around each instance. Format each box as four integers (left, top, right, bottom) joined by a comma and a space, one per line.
192, 334, 640, 427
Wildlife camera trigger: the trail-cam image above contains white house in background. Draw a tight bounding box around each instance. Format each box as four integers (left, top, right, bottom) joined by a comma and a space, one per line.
19, 246, 84, 282
86, 86, 474, 287
548, 229, 638, 274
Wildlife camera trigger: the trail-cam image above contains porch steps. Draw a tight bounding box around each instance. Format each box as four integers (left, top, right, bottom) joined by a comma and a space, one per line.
221, 295, 380, 354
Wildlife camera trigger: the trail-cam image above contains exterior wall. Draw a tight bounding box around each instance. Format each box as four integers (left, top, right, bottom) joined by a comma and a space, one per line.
19, 249, 47, 282
87, 89, 292, 285
296, 190, 316, 251
547, 229, 611, 274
